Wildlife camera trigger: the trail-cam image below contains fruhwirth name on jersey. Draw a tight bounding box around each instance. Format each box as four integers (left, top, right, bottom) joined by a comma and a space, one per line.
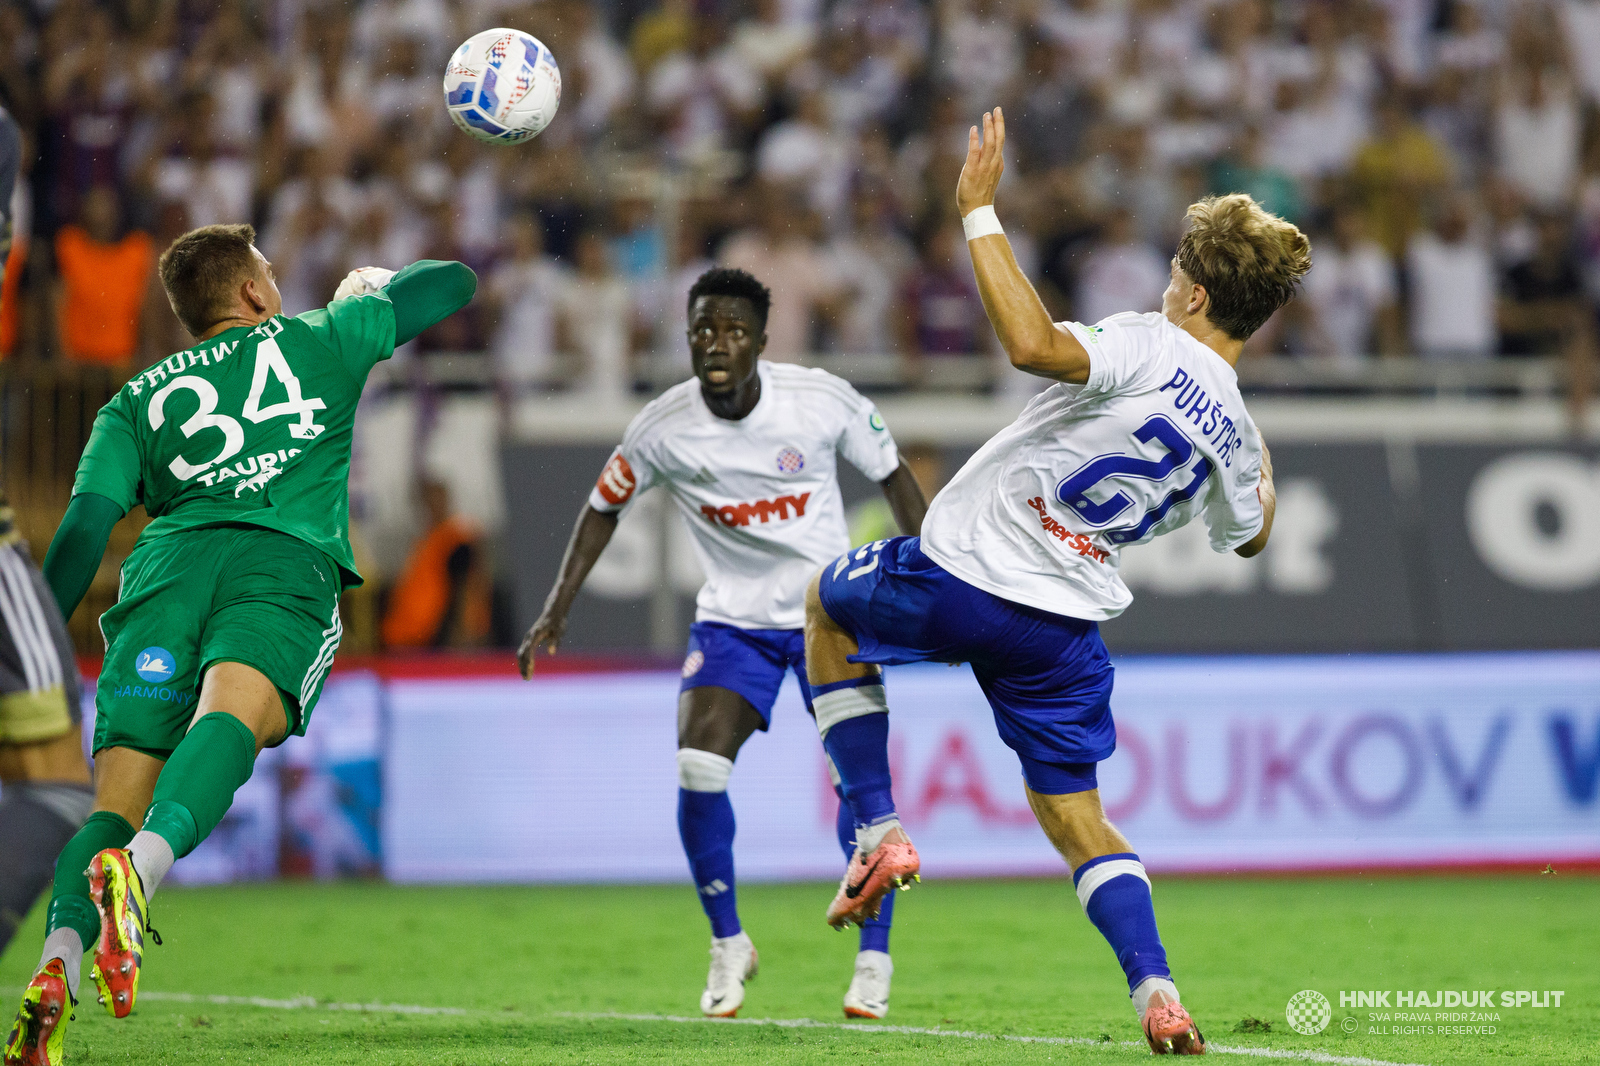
1027, 497, 1109, 562
124, 337, 241, 396
699, 493, 811, 528
595, 453, 636, 506
1158, 366, 1244, 468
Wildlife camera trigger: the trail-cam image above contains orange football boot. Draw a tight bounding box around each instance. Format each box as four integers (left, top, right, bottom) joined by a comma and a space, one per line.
826, 833, 920, 929
1144, 1000, 1206, 1055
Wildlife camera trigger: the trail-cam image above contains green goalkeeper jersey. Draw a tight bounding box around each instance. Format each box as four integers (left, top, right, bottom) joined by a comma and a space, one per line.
74, 292, 396, 589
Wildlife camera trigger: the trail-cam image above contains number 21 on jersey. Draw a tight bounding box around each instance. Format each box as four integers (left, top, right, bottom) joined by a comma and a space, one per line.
1054, 414, 1213, 546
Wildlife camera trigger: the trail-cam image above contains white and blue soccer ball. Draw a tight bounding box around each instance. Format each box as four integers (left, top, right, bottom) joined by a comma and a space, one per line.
443, 28, 561, 145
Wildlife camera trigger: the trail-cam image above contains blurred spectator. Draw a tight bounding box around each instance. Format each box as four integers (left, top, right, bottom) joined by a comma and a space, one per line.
1561, 0, 1600, 105
1405, 197, 1496, 361
146, 98, 254, 231
719, 188, 841, 360
556, 229, 637, 400
1010, 34, 1095, 172
732, 0, 815, 89
1303, 204, 1400, 361
1087, 124, 1179, 240
489, 213, 570, 392
807, 26, 907, 135
831, 0, 931, 74
648, 16, 763, 161
1209, 125, 1301, 225
53, 186, 153, 368
1351, 95, 1453, 255
140, 200, 194, 359
827, 187, 916, 355
562, 0, 637, 140
609, 194, 667, 281
1500, 212, 1591, 357
940, 0, 1024, 112
899, 221, 988, 364
632, 0, 696, 78
1037, 0, 1128, 87
1494, 53, 1582, 211
1075, 207, 1167, 326
381, 479, 492, 649
756, 90, 851, 219
42, 8, 133, 230
639, 221, 716, 369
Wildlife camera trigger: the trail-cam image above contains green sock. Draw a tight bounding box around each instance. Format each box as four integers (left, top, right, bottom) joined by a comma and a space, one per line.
142, 712, 258, 860
46, 811, 135, 947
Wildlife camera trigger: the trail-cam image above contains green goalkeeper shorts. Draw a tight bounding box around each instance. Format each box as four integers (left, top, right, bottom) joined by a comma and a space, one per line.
95, 524, 343, 758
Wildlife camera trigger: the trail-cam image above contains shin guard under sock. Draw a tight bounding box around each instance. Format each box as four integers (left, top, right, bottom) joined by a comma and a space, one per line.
818, 709, 896, 829
143, 712, 258, 861
45, 810, 136, 954
834, 785, 893, 953
1074, 853, 1170, 991
678, 788, 740, 938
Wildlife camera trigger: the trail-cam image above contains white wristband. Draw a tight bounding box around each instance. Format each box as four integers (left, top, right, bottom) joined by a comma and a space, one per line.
962, 205, 1004, 241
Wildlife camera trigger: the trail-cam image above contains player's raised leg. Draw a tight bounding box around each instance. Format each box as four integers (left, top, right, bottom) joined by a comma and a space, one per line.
676, 684, 765, 1017
803, 566, 918, 930
1026, 785, 1203, 1054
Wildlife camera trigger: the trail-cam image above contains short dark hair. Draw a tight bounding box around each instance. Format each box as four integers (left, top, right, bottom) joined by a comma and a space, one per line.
686, 267, 771, 331
157, 223, 261, 337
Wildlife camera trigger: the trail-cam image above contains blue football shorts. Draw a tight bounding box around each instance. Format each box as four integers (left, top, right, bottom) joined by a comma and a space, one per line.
817, 536, 1114, 795
679, 621, 814, 726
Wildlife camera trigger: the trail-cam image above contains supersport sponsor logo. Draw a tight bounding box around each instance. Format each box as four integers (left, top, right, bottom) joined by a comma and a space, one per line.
699, 493, 811, 528
1027, 497, 1108, 562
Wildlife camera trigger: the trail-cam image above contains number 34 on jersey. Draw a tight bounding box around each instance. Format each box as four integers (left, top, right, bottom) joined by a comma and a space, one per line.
130, 318, 328, 491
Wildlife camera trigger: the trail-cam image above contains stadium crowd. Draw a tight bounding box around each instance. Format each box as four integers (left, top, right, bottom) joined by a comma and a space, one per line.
1, 0, 1599, 397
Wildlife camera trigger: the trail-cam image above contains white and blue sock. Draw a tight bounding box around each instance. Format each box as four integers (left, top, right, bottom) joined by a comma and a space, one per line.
834, 784, 894, 952
813, 679, 897, 833
1073, 852, 1171, 993
676, 749, 741, 939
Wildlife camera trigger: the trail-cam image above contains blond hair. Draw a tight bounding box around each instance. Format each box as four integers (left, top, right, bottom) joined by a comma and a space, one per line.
157, 223, 260, 338
1175, 194, 1311, 340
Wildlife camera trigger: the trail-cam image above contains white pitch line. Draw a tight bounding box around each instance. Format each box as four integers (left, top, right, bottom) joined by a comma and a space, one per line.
560, 1011, 1429, 1066
121, 994, 1426, 1066
136, 991, 466, 1015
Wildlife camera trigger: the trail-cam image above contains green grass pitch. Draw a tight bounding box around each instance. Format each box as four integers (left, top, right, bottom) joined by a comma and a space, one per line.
3, 874, 1594, 1064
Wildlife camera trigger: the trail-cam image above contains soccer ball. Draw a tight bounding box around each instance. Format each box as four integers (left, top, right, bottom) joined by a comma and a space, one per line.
443, 28, 561, 145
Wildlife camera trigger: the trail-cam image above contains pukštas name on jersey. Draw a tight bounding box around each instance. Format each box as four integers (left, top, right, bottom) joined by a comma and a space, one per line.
588, 362, 900, 629
920, 311, 1264, 621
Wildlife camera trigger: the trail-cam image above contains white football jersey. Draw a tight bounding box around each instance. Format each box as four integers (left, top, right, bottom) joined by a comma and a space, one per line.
588, 362, 901, 629
921, 312, 1265, 621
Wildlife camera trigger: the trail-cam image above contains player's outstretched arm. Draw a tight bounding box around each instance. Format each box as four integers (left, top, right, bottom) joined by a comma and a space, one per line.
879, 458, 929, 537
957, 108, 1091, 385
41, 492, 125, 619
382, 260, 478, 346
516, 503, 620, 679
1234, 442, 1276, 558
